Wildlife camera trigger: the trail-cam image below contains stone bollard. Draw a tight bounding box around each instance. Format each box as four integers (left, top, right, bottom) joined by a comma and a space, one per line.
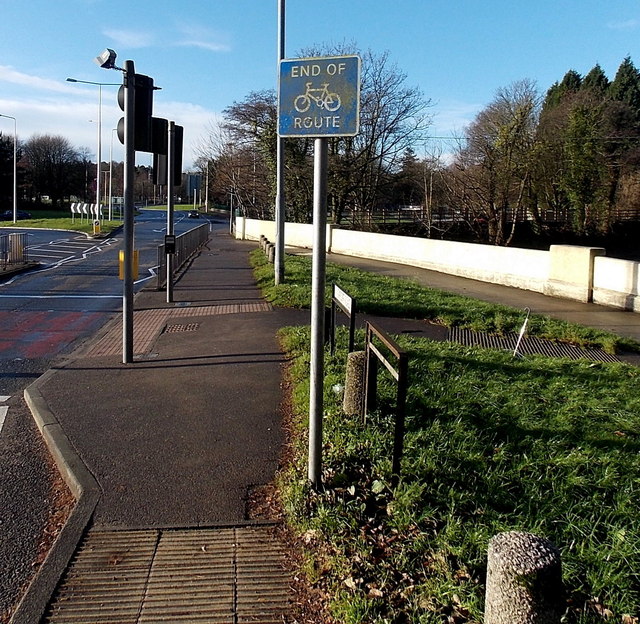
485, 531, 563, 624
267, 243, 275, 263
343, 351, 366, 417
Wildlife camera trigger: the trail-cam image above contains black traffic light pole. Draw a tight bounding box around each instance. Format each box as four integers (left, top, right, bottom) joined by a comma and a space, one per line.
166, 121, 175, 303
122, 60, 135, 364
96, 49, 161, 364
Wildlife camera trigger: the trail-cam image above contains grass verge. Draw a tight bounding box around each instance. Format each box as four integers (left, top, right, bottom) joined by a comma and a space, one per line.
251, 250, 639, 354
0, 215, 122, 235
279, 326, 640, 623
251, 250, 639, 622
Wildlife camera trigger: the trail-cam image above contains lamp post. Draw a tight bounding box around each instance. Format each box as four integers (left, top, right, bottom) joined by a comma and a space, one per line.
109, 128, 117, 221
0, 114, 17, 223
66, 78, 118, 214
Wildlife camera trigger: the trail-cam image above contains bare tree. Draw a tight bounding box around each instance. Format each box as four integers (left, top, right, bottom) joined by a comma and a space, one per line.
448, 79, 540, 245
23, 134, 81, 207
300, 45, 433, 223
198, 45, 432, 224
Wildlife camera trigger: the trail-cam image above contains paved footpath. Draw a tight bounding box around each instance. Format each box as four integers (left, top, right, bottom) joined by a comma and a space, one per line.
14, 233, 305, 624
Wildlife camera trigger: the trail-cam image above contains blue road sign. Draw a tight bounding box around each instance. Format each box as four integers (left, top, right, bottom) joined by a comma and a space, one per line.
279, 55, 361, 138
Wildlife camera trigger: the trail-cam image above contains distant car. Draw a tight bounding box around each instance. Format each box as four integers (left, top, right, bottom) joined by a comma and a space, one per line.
0, 210, 31, 220
188, 210, 200, 218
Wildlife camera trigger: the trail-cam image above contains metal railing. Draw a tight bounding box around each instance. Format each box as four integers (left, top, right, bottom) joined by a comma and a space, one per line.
0, 232, 28, 269
364, 321, 409, 487
156, 223, 209, 289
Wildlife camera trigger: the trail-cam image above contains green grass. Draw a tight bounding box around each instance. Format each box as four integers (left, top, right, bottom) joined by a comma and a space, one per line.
251, 250, 639, 354
0, 214, 122, 235
251, 250, 639, 622
279, 326, 640, 623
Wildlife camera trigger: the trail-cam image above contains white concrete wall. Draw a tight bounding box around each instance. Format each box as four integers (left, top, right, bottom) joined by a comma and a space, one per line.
593, 256, 640, 311
236, 216, 640, 309
330, 229, 549, 293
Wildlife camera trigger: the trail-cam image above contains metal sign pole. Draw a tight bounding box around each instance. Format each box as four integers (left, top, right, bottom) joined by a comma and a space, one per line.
122, 60, 135, 364
308, 137, 328, 489
166, 121, 175, 303
278, 53, 361, 490
274, 0, 286, 285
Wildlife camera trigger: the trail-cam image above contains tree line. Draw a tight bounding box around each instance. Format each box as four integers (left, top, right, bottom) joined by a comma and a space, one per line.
199, 49, 640, 247
0, 133, 179, 211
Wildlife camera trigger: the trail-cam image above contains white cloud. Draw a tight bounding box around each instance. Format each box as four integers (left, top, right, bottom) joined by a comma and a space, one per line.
154, 101, 223, 167
607, 19, 640, 31
431, 100, 481, 138
0, 65, 80, 95
103, 28, 155, 49
178, 39, 230, 53
175, 23, 231, 53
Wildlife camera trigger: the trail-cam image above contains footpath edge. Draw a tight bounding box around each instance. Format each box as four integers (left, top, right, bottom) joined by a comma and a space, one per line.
10, 369, 100, 624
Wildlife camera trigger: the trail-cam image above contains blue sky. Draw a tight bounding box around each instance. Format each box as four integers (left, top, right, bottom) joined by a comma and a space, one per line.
1, 0, 639, 168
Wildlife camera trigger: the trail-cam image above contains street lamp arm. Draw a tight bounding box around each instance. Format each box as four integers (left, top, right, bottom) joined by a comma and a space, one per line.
66, 78, 120, 86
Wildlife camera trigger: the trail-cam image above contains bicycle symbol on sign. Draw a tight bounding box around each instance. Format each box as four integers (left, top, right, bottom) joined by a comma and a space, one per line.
294, 82, 342, 113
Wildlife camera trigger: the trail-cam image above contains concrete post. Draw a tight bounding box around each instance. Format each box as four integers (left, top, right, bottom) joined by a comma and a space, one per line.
544, 245, 605, 303
485, 531, 563, 624
343, 351, 366, 417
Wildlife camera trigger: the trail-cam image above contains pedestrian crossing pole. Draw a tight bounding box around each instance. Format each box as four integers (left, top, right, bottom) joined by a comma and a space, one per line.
122, 60, 135, 364
166, 121, 175, 303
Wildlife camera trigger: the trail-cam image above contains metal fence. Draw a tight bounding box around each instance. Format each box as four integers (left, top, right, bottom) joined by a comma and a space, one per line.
156, 223, 209, 289
0, 232, 28, 269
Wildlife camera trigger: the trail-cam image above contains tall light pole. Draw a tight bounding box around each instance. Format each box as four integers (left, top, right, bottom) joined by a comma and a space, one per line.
109, 128, 117, 221
0, 114, 17, 223
66, 78, 118, 212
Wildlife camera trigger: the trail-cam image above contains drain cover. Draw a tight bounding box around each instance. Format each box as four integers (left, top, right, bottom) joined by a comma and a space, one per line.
448, 327, 620, 363
164, 323, 200, 333
43, 526, 291, 623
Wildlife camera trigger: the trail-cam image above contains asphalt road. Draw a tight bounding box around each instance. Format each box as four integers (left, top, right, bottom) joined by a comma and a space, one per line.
0, 209, 213, 621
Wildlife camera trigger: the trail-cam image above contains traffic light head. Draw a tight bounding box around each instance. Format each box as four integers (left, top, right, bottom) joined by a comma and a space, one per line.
117, 72, 155, 152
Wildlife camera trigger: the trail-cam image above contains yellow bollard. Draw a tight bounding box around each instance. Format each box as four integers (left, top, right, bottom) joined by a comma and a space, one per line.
118, 250, 139, 280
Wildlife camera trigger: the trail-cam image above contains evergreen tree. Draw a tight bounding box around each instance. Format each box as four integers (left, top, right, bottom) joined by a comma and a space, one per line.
561, 104, 608, 233
542, 70, 582, 112
610, 56, 640, 114
581, 64, 610, 94
560, 69, 582, 93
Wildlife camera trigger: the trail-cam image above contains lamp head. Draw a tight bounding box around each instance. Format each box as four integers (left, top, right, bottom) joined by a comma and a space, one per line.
94, 48, 118, 70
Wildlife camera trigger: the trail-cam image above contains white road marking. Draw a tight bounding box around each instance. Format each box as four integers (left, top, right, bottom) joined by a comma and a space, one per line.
0, 406, 8, 435
0, 396, 10, 402
0, 294, 120, 299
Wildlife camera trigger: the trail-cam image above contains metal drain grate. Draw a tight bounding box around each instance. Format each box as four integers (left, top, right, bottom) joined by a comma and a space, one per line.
164, 323, 200, 333
43, 525, 291, 623
448, 327, 621, 363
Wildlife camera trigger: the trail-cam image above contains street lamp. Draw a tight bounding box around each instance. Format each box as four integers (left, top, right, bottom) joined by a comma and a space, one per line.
66, 78, 118, 213
0, 114, 17, 223
109, 128, 118, 221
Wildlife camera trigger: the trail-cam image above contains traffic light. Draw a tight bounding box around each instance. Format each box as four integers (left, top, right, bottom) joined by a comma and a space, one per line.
117, 73, 155, 152
153, 124, 183, 187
